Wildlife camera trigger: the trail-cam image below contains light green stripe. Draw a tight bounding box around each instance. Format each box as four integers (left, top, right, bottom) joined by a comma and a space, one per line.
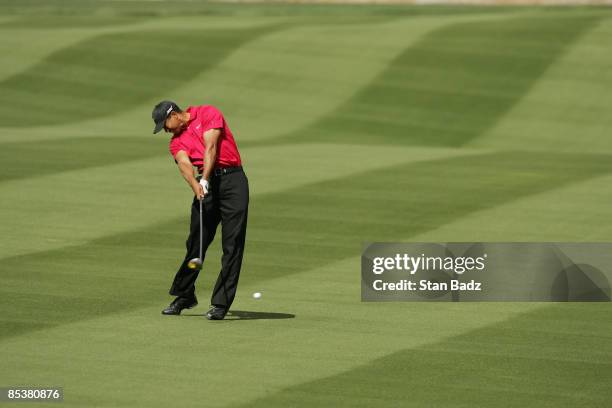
410, 171, 612, 242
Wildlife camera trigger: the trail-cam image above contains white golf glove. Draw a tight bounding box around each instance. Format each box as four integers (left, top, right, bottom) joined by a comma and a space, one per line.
199, 178, 210, 194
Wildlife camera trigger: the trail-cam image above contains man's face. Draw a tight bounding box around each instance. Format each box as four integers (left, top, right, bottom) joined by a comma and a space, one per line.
164, 112, 185, 135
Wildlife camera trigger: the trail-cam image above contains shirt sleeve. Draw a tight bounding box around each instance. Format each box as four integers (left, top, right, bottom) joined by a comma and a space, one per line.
169, 137, 185, 162
202, 106, 225, 132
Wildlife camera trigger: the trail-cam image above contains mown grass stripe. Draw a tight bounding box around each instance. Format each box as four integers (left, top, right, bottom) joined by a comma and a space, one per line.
237, 304, 612, 407
410, 171, 612, 242
468, 17, 612, 154
272, 14, 600, 147
0, 136, 167, 183
0, 25, 279, 127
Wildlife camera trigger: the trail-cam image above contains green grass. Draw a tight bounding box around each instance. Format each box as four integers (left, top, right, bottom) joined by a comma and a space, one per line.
243, 305, 611, 408
0, 26, 280, 126
0, 137, 166, 182
0, 0, 522, 18
276, 14, 600, 146
1, 3, 612, 408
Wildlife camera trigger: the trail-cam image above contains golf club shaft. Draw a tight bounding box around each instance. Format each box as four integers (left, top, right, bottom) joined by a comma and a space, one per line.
199, 197, 203, 260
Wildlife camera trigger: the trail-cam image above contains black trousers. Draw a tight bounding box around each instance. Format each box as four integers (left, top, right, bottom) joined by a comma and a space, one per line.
169, 169, 249, 310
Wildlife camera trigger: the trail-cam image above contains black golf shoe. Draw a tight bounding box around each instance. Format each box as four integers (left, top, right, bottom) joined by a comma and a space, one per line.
161, 295, 198, 315
205, 306, 227, 320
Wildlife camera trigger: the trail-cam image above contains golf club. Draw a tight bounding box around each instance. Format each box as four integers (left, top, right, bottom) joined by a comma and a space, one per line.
187, 197, 203, 270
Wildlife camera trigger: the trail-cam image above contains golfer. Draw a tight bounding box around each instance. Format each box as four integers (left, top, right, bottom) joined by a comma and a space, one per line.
152, 100, 249, 320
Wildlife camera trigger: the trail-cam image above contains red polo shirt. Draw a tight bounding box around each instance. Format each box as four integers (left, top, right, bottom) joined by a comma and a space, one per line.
168, 105, 242, 173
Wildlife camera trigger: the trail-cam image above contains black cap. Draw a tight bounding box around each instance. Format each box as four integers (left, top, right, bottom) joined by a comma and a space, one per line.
152, 100, 180, 134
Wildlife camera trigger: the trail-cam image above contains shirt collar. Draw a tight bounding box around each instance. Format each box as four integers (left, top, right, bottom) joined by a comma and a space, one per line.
186, 106, 197, 123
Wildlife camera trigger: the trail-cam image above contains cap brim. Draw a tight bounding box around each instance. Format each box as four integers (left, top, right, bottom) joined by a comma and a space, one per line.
153, 120, 164, 134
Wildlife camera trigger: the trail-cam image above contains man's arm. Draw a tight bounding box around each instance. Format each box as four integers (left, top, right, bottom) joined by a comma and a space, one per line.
201, 128, 221, 184
175, 150, 204, 199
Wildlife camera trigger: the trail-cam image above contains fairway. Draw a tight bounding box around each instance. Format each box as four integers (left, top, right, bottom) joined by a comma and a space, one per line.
1, 1, 612, 407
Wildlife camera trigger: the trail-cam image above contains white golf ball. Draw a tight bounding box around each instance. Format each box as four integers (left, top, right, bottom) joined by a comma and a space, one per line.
252, 292, 262, 299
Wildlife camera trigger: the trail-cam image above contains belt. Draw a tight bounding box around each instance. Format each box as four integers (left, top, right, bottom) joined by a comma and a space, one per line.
200, 166, 243, 178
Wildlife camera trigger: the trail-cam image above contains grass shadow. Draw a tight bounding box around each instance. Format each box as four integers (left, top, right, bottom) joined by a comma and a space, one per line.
227, 310, 296, 320
181, 310, 296, 320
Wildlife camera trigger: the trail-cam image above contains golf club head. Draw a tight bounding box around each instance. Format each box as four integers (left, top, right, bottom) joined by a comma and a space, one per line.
187, 257, 203, 270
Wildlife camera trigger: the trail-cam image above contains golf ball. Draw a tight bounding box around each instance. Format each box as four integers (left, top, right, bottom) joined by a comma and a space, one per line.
252, 292, 262, 299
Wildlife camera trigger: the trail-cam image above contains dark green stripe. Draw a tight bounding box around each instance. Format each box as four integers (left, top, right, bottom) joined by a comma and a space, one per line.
0, 136, 168, 183
0, 16, 150, 29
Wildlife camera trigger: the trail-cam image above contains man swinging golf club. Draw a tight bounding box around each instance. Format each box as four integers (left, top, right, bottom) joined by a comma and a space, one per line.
152, 100, 249, 320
